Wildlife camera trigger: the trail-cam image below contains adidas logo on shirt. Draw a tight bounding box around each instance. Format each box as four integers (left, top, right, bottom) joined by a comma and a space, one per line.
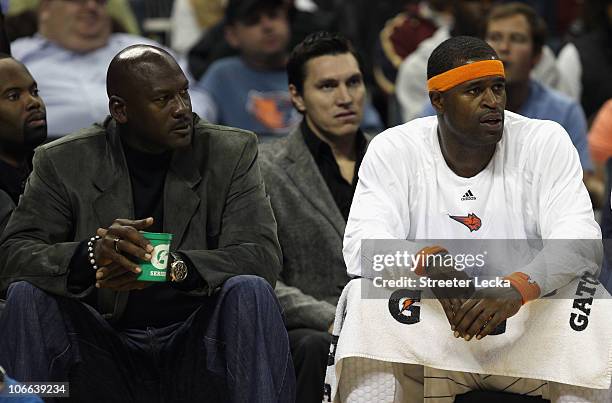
461, 190, 476, 201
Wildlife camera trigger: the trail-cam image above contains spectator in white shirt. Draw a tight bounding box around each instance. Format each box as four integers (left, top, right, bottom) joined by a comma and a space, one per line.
11, 0, 210, 139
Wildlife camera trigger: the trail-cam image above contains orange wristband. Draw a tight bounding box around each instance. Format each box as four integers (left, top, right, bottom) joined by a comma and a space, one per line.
504, 272, 541, 304
414, 246, 448, 276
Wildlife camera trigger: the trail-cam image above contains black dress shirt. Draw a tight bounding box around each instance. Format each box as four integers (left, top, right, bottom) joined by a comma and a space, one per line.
0, 158, 30, 206
302, 120, 367, 221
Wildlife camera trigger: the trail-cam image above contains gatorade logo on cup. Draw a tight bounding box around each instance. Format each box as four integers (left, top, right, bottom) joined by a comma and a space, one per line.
138, 231, 173, 282
151, 244, 170, 270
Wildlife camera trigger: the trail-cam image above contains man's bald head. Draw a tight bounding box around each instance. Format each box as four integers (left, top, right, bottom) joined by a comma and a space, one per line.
106, 45, 183, 99
106, 45, 193, 154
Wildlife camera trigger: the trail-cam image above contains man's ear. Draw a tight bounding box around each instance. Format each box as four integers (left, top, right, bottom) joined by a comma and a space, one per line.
289, 84, 306, 113
109, 95, 127, 124
224, 25, 240, 49
429, 91, 444, 114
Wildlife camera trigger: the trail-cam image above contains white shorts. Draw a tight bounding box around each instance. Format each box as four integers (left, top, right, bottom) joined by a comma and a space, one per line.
336, 357, 611, 403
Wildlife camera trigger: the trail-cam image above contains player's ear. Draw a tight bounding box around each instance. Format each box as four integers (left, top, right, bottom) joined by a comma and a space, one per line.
429, 91, 444, 114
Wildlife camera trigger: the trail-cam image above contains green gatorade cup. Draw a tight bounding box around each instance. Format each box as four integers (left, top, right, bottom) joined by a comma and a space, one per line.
137, 231, 173, 282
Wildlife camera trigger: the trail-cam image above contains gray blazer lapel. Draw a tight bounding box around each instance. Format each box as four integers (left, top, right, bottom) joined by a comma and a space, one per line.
284, 129, 346, 237
92, 120, 133, 228
163, 140, 202, 249
91, 120, 132, 320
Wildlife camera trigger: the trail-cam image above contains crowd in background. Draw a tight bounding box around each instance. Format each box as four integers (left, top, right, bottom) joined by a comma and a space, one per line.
1, 0, 611, 275
1, 0, 611, 201
1, 1, 612, 401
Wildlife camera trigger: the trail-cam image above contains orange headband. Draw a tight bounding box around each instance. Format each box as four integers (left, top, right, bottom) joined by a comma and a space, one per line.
427, 60, 505, 92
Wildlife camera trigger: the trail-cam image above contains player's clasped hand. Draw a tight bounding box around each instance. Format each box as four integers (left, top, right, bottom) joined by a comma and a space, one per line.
452, 287, 522, 341
94, 217, 155, 291
428, 259, 474, 332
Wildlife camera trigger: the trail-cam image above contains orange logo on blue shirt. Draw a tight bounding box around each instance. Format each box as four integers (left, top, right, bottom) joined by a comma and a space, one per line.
247, 90, 301, 133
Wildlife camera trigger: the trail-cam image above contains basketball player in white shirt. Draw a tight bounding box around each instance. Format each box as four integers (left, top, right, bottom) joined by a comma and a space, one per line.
340, 36, 608, 402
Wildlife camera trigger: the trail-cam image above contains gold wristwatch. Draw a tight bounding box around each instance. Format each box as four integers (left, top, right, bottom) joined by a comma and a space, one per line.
169, 252, 188, 283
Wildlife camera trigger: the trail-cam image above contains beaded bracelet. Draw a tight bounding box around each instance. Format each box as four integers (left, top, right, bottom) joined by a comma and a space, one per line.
87, 235, 101, 271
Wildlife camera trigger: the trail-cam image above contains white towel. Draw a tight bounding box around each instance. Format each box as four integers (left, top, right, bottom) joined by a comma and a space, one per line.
324, 276, 612, 402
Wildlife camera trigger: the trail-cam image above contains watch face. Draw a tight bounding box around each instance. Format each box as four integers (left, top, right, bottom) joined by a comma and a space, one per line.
171, 261, 188, 282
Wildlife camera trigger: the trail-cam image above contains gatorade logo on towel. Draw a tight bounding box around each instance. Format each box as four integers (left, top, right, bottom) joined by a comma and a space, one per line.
388, 289, 421, 324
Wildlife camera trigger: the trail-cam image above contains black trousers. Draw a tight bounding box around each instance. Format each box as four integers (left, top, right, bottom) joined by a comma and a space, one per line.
0, 276, 295, 403
288, 328, 331, 403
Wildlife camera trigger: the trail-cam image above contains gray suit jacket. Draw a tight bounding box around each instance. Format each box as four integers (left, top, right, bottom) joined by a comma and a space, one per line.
259, 126, 370, 331
0, 116, 281, 321
0, 190, 14, 235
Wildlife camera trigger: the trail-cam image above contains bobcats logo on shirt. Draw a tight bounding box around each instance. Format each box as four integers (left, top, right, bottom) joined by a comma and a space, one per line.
449, 213, 482, 232
246, 90, 301, 133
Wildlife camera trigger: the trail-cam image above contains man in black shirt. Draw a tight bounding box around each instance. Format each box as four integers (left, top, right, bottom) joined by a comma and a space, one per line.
0, 53, 47, 230
0, 45, 294, 402
259, 32, 371, 403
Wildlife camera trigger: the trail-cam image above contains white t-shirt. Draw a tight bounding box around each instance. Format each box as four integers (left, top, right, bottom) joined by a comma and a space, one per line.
344, 111, 601, 294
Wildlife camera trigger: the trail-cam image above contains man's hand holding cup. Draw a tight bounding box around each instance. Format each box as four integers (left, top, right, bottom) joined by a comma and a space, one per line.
94, 217, 155, 291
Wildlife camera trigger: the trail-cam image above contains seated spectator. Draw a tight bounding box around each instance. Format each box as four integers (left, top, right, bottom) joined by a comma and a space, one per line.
0, 45, 294, 401
396, 0, 493, 123
556, 0, 612, 120
10, 0, 209, 139
187, 0, 338, 82
373, 0, 451, 96
196, 0, 382, 141
0, 54, 47, 231
396, 0, 559, 123
0, 53, 47, 224
6, 0, 139, 35
259, 32, 369, 402
195, 0, 302, 140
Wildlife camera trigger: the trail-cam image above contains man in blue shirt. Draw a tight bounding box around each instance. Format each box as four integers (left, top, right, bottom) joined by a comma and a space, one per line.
483, 3, 592, 170
195, 0, 301, 140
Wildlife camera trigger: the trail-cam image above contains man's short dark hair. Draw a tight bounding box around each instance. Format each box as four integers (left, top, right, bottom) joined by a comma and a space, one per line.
486, 2, 547, 56
225, 0, 286, 25
427, 36, 499, 80
287, 31, 362, 94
